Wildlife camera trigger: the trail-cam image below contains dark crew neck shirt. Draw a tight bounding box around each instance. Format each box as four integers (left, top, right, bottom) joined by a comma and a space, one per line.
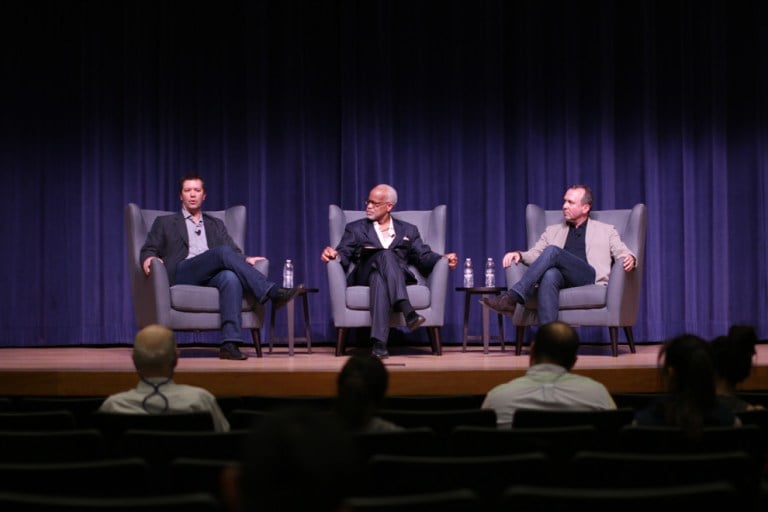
564, 218, 588, 262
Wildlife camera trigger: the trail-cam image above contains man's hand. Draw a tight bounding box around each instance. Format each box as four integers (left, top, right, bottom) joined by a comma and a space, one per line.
321, 246, 338, 263
623, 254, 636, 272
444, 252, 458, 269
502, 251, 522, 268
142, 256, 162, 276
246, 256, 266, 266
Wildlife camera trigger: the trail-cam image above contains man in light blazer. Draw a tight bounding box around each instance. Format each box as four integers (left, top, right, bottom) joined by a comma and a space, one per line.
140, 174, 300, 360
483, 184, 636, 324
321, 184, 458, 359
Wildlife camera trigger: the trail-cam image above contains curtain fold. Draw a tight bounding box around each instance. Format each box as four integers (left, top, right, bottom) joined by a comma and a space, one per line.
1, 0, 765, 346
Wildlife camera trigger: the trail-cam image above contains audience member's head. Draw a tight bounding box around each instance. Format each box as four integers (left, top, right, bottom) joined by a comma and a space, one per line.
530, 321, 580, 370
658, 334, 717, 432
335, 354, 389, 431
712, 325, 757, 389
229, 409, 359, 512
132, 324, 178, 379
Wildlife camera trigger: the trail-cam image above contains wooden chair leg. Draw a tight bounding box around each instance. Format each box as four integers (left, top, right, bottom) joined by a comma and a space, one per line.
251, 329, 263, 358
335, 328, 346, 357
609, 326, 619, 357
515, 326, 526, 356
623, 326, 636, 353
428, 327, 442, 356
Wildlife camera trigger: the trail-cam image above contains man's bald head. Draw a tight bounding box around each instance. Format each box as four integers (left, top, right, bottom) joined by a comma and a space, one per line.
530, 321, 580, 370
132, 324, 178, 377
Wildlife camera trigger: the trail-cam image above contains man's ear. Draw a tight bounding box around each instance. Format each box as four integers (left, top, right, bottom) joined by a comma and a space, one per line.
219, 463, 242, 512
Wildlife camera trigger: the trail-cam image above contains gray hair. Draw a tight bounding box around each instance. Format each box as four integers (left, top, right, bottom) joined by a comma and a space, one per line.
378, 184, 398, 206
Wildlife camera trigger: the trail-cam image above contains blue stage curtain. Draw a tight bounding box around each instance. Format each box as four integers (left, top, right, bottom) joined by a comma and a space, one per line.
1, 0, 766, 346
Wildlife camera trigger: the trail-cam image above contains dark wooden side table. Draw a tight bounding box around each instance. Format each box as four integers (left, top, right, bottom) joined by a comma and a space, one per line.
268, 287, 319, 356
455, 286, 507, 354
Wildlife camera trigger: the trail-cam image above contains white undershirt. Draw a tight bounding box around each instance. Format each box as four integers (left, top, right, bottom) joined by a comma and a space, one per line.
374, 220, 396, 248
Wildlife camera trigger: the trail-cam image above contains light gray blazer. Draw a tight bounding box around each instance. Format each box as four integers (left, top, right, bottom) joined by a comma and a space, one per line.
519, 218, 635, 286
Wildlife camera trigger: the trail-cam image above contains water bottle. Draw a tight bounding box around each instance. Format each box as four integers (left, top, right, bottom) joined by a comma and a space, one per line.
485, 257, 495, 287
282, 259, 294, 288
463, 258, 474, 288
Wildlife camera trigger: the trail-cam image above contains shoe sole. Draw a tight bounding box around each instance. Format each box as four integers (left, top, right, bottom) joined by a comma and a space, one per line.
406, 317, 426, 332
219, 351, 248, 360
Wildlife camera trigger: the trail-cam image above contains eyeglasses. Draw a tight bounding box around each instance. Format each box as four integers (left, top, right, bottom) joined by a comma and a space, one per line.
364, 200, 390, 208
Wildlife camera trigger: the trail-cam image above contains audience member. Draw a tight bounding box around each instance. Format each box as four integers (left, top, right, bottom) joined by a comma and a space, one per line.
335, 354, 403, 433
635, 334, 738, 435
481, 321, 616, 428
222, 409, 360, 512
713, 325, 762, 412
98, 324, 230, 432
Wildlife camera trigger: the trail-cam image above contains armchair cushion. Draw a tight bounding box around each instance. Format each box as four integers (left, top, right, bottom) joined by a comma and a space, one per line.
346, 285, 432, 310
170, 285, 259, 313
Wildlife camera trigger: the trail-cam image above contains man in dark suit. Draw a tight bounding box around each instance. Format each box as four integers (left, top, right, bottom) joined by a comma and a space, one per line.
140, 174, 299, 360
320, 184, 458, 358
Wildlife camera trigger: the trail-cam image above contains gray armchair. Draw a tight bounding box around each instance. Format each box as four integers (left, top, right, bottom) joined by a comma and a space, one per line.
327, 205, 449, 356
125, 203, 268, 357
505, 203, 647, 357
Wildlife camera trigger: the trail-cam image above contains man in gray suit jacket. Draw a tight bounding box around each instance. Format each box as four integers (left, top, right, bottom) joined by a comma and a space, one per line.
140, 174, 300, 360
320, 184, 458, 359
483, 184, 636, 324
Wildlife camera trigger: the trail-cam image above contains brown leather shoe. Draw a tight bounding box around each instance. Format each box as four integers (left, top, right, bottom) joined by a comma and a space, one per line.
481, 292, 517, 313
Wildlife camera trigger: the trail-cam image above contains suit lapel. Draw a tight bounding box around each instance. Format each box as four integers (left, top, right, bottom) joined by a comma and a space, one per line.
363, 220, 384, 248
174, 212, 190, 248
390, 218, 407, 247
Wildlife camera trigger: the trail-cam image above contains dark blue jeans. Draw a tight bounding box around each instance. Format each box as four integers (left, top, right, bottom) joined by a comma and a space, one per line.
175, 246, 276, 341
510, 246, 595, 324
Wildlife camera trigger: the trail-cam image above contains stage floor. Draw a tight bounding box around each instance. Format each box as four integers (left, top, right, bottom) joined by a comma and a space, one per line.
2, 342, 768, 397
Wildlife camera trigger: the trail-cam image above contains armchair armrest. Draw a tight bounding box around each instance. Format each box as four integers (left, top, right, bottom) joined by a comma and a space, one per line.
505, 262, 527, 290
326, 259, 349, 321
130, 259, 172, 327
426, 257, 449, 320
252, 259, 270, 278
606, 256, 641, 325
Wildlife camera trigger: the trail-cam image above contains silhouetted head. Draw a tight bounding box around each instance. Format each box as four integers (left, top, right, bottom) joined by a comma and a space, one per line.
712, 325, 758, 386
335, 355, 389, 430
236, 409, 359, 512
658, 334, 717, 433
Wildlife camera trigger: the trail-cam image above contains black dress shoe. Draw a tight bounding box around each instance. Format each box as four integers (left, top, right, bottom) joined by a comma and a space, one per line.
219, 341, 248, 360
372, 340, 390, 359
406, 313, 426, 332
271, 286, 302, 310
481, 292, 517, 313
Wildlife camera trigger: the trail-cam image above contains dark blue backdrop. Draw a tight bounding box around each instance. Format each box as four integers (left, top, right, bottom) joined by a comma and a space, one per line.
1, 0, 766, 347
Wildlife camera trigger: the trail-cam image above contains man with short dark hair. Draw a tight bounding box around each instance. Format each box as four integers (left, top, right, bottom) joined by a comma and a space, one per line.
140, 174, 300, 360
482, 184, 636, 324
482, 321, 616, 427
